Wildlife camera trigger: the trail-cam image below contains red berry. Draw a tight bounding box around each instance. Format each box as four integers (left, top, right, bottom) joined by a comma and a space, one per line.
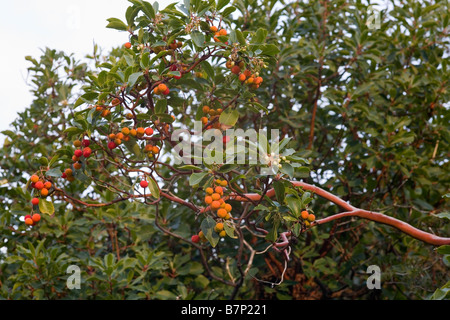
82, 139, 90, 147
83, 147, 92, 158
124, 42, 132, 49
32, 214, 41, 222
35, 181, 44, 190
140, 180, 149, 188
25, 215, 32, 221
61, 173, 67, 179
31, 198, 39, 205
108, 141, 117, 150
191, 235, 200, 243
74, 149, 83, 157
163, 88, 170, 95
145, 128, 154, 136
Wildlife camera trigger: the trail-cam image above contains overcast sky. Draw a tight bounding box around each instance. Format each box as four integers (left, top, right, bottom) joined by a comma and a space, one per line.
0, 0, 173, 136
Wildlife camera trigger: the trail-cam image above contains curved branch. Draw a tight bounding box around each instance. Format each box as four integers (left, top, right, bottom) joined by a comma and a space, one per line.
229, 181, 450, 246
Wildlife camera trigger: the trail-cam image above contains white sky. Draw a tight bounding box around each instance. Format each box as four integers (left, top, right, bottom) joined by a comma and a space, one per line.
0, 0, 173, 137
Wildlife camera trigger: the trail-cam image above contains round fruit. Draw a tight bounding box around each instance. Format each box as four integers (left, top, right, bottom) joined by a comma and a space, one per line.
73, 140, 82, 147
124, 42, 132, 49
215, 223, 224, 232
32, 214, 41, 223
25, 218, 34, 225
74, 149, 83, 157
44, 181, 52, 189
198, 231, 205, 239
210, 26, 218, 32
130, 129, 137, 137
108, 141, 117, 149
301, 210, 309, 220
211, 193, 221, 201
83, 147, 92, 158
191, 235, 200, 243
121, 127, 130, 135
205, 196, 213, 204
217, 208, 227, 219
219, 230, 227, 237
219, 29, 227, 36
205, 187, 214, 195
158, 84, 168, 93
231, 66, 241, 75
31, 198, 39, 205
30, 175, 39, 183
140, 180, 149, 188
162, 87, 170, 95
224, 203, 232, 212
145, 127, 154, 136
82, 139, 90, 147
220, 180, 228, 187
238, 73, 246, 82
65, 168, 73, 176
214, 186, 223, 194
202, 106, 210, 114
35, 181, 44, 190
41, 188, 49, 196
152, 146, 160, 154
211, 201, 221, 210
307, 214, 316, 222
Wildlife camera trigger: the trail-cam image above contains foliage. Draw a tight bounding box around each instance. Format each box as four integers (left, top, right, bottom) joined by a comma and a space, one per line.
0, 0, 449, 300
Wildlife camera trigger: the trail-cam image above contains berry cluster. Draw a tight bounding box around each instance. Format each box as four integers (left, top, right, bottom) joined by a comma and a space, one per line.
30, 174, 52, 197
200, 105, 223, 129
153, 83, 170, 96
300, 210, 316, 227
70, 139, 92, 171
226, 60, 263, 90
205, 179, 232, 235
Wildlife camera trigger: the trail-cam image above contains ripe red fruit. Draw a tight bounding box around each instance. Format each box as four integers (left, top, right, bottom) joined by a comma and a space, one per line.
231, 65, 241, 75
74, 149, 83, 157
191, 235, 200, 243
108, 141, 117, 150
32, 214, 41, 222
31, 198, 39, 205
82, 139, 90, 147
83, 147, 92, 158
140, 180, 149, 188
35, 181, 44, 190
61, 173, 67, 179
25, 215, 32, 221
145, 127, 154, 136
124, 42, 132, 49
163, 87, 170, 95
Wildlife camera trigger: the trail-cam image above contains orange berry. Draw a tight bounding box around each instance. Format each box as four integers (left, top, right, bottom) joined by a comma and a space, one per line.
255, 76, 263, 85
202, 106, 210, 114
130, 129, 137, 137
137, 127, 145, 137
210, 26, 218, 32
158, 84, 168, 93
109, 133, 116, 140
304, 220, 310, 227
153, 87, 160, 94
152, 146, 160, 154
35, 181, 44, 190
198, 230, 205, 239
101, 109, 111, 117
73, 163, 82, 170
64, 168, 73, 176
225, 203, 232, 212
220, 180, 228, 187
307, 214, 316, 222
73, 140, 82, 148
214, 186, 223, 195
32, 214, 41, 223
211, 201, 221, 210
225, 213, 231, 220
25, 218, 34, 226
211, 193, 221, 201
219, 230, 227, 237
116, 132, 124, 140
145, 127, 154, 136
30, 175, 39, 183
225, 60, 234, 69
238, 73, 246, 81
301, 210, 309, 220
111, 98, 121, 106
247, 77, 254, 84
44, 181, 52, 189
231, 65, 241, 75
114, 138, 122, 145
205, 196, 213, 204
217, 209, 227, 219
41, 188, 49, 197
205, 187, 214, 195
243, 69, 252, 77
121, 127, 130, 135
201, 117, 208, 125
219, 29, 227, 36
124, 42, 132, 49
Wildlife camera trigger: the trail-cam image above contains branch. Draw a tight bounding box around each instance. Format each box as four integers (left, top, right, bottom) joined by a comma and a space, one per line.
229, 181, 450, 246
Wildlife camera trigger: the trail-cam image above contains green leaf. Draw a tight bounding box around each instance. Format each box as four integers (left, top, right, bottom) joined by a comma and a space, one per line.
38, 199, 55, 215
279, 163, 294, 178
34, 157, 49, 167
435, 212, 450, 220
147, 177, 160, 199
219, 109, 239, 126
155, 99, 167, 114
253, 28, 268, 44
201, 60, 215, 80
46, 168, 63, 178
201, 216, 220, 247
191, 31, 205, 47
177, 165, 203, 171
273, 180, 285, 204
127, 72, 142, 88
106, 18, 128, 31
286, 196, 302, 216
218, 164, 238, 173
217, 0, 229, 11
222, 6, 236, 17
436, 245, 450, 255
224, 221, 237, 238
189, 172, 208, 186
260, 44, 280, 56
235, 30, 246, 46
